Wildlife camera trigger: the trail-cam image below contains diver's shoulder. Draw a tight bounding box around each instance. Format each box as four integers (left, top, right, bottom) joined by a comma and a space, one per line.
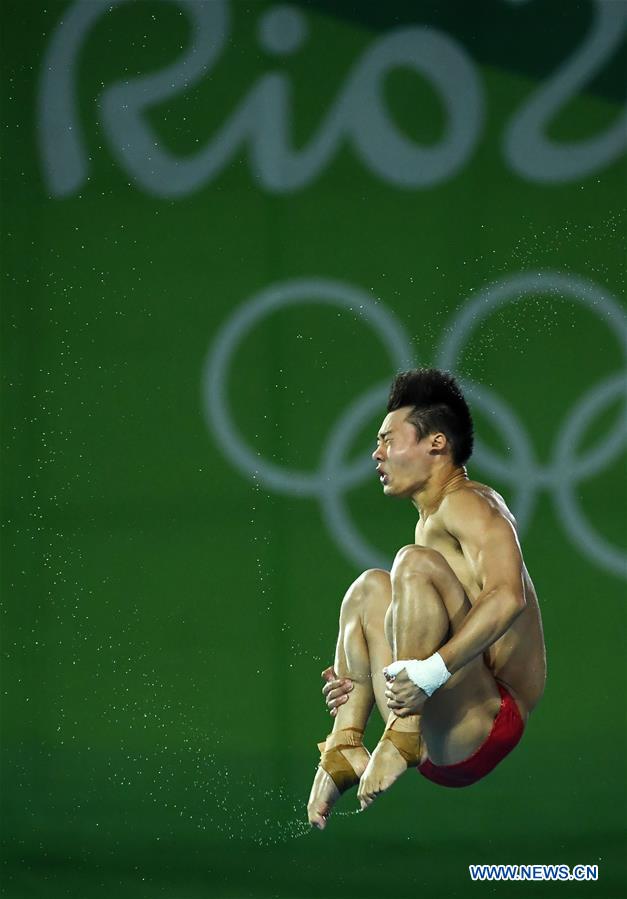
443, 480, 515, 522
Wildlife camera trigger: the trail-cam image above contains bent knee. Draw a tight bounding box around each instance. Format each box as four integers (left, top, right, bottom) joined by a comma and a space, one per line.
357, 568, 391, 593
391, 544, 445, 579
341, 568, 391, 614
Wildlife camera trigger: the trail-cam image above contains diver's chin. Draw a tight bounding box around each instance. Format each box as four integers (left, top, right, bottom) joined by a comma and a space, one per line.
382, 480, 413, 499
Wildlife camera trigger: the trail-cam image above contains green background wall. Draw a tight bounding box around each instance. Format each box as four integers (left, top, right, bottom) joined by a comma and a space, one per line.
1, 1, 625, 897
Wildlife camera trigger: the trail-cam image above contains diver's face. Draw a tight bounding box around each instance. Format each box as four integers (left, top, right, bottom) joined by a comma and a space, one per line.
372, 408, 431, 497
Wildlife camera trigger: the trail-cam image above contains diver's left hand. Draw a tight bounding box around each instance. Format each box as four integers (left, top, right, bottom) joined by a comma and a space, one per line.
384, 667, 427, 716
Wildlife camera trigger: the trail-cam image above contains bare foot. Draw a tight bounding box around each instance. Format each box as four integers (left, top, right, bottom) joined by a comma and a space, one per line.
307, 746, 369, 830
357, 734, 417, 811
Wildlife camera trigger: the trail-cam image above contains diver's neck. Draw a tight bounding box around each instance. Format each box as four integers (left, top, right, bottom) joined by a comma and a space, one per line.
412, 466, 468, 521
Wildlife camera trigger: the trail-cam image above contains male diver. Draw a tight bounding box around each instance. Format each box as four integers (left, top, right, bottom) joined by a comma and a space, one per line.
307, 368, 546, 829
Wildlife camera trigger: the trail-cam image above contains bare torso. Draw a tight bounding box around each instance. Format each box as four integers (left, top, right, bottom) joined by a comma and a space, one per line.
415, 480, 547, 715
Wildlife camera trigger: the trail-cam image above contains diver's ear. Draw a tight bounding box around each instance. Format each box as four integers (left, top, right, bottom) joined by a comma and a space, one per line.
429, 432, 447, 455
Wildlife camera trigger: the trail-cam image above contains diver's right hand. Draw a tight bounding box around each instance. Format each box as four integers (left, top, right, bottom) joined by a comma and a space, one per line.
321, 666, 354, 717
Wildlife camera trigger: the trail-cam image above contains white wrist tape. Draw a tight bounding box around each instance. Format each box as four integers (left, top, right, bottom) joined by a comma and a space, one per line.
383, 652, 451, 697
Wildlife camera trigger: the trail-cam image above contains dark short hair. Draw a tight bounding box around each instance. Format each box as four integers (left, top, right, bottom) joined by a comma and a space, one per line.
387, 368, 474, 465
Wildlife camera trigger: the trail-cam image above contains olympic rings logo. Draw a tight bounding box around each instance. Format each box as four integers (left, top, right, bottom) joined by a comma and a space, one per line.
202, 273, 627, 579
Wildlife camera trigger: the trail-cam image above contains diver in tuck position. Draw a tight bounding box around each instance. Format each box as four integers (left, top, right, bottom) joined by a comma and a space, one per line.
307, 368, 546, 829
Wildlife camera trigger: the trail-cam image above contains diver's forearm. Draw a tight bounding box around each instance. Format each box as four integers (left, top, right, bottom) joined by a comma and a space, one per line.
437, 589, 524, 676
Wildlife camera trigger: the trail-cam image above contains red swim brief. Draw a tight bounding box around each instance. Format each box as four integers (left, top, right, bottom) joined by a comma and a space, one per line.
417, 682, 524, 788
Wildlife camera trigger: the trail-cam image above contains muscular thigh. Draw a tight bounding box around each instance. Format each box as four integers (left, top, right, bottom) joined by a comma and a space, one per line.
420, 660, 502, 766
417, 558, 516, 763
390, 550, 503, 765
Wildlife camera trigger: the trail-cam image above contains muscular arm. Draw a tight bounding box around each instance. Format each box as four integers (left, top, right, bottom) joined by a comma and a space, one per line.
436, 491, 526, 677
